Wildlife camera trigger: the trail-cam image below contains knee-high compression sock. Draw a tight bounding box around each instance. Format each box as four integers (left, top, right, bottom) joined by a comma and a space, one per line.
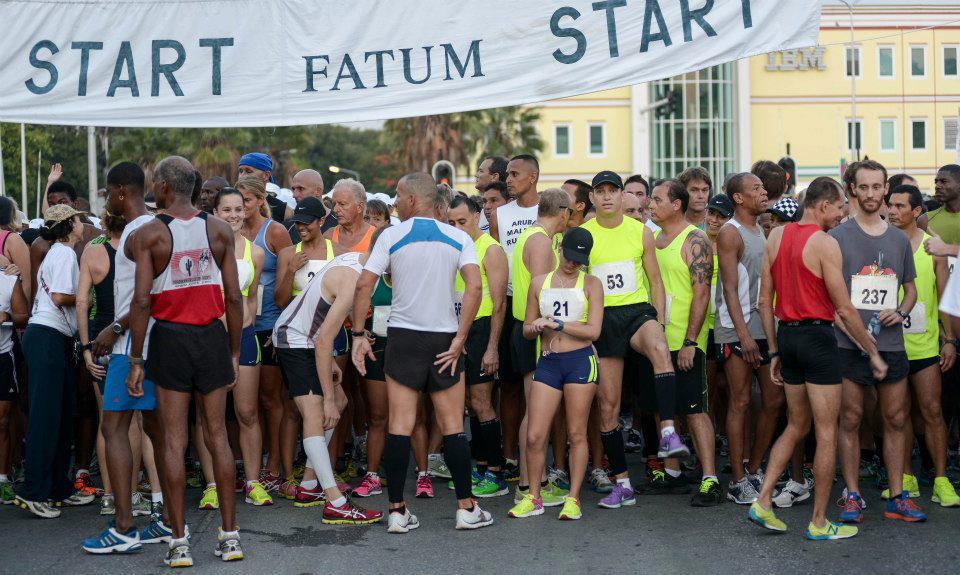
384, 434, 411, 504
443, 433, 474, 501
480, 418, 505, 470
600, 428, 628, 476
302, 436, 336, 491
654, 372, 677, 423
640, 413, 659, 459
469, 416, 485, 473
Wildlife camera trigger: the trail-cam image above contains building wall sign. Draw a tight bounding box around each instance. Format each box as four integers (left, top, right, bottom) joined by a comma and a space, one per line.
765, 47, 826, 71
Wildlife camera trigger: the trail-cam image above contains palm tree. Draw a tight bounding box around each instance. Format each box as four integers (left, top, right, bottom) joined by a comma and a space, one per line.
467, 106, 545, 162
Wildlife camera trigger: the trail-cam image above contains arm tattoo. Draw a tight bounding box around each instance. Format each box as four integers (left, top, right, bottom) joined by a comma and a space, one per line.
688, 232, 712, 286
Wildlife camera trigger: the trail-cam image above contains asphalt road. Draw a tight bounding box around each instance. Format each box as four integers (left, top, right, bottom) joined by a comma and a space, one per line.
2, 456, 957, 575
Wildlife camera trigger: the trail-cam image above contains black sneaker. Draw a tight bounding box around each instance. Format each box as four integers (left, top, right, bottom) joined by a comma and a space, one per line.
638, 469, 691, 495
502, 460, 520, 483
690, 477, 723, 507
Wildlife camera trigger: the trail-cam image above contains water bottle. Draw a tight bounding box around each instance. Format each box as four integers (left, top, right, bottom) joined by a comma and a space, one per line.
863, 312, 881, 358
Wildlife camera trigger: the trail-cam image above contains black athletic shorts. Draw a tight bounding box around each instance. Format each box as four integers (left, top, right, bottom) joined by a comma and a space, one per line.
0, 351, 17, 401
720, 339, 771, 366
777, 323, 841, 385
255, 329, 279, 366
509, 320, 538, 377
909, 355, 940, 376
498, 297, 519, 381
594, 302, 658, 358
276, 347, 324, 398
385, 327, 462, 393
840, 348, 910, 386
146, 320, 234, 394
465, 316, 495, 386
363, 335, 388, 382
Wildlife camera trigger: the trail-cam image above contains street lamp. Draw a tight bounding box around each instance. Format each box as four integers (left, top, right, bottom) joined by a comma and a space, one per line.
329, 165, 360, 182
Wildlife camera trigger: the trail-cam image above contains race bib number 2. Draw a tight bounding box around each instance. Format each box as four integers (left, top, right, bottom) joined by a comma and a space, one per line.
851, 274, 898, 311
592, 260, 637, 297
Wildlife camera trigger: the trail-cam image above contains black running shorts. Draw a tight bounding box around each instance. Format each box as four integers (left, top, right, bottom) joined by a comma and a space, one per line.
276, 347, 324, 398
776, 323, 841, 385
840, 348, 910, 386
465, 316, 495, 386
146, 320, 234, 394
594, 303, 658, 358
385, 327, 462, 393
509, 320, 538, 377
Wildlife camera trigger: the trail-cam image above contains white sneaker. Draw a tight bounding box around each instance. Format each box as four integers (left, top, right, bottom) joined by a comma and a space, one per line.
726, 476, 759, 505
455, 504, 493, 530
387, 509, 420, 534
773, 478, 811, 508
427, 455, 452, 479
590, 468, 614, 494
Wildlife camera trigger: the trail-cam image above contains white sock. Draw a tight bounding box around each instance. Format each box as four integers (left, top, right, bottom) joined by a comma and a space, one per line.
418, 471, 428, 478
429, 453, 441, 461
368, 471, 379, 479
151, 492, 163, 503
303, 435, 337, 491
300, 479, 318, 490
666, 468, 681, 478
661, 426, 675, 438
330, 496, 347, 507
703, 475, 718, 481
616, 477, 632, 490
206, 482, 216, 488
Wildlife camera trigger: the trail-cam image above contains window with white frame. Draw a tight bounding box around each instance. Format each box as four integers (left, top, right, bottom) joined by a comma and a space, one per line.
588, 123, 606, 157
944, 117, 959, 152
845, 46, 861, 78
553, 124, 571, 157
911, 118, 927, 150
879, 119, 896, 152
846, 119, 862, 152
944, 45, 959, 77
910, 45, 927, 77
878, 45, 895, 78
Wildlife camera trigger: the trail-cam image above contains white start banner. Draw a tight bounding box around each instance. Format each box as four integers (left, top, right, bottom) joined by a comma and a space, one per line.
0, 0, 823, 127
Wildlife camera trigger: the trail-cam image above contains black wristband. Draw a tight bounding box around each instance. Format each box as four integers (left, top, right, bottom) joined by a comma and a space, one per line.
769, 351, 780, 359
682, 339, 697, 348
350, 329, 366, 338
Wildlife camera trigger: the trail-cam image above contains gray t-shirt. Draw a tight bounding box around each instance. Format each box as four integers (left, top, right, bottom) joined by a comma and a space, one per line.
715, 219, 767, 344
829, 218, 916, 352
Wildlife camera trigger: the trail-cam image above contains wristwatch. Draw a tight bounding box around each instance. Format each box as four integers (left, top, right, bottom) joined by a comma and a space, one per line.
111, 321, 123, 335
553, 319, 565, 332
896, 309, 909, 321
350, 329, 367, 338
128, 356, 144, 366
682, 339, 698, 348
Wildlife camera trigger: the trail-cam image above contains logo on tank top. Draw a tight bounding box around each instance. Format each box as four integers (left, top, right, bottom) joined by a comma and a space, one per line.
171, 248, 215, 287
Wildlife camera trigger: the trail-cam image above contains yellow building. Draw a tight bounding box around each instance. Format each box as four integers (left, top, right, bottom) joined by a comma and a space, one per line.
521, 1, 960, 193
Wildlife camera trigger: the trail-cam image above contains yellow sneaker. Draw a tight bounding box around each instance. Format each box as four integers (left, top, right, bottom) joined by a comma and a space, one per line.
507, 493, 544, 518
805, 519, 858, 540
932, 476, 960, 508
558, 496, 582, 520
198, 486, 219, 510
244, 481, 274, 506
882, 473, 921, 500
747, 501, 786, 532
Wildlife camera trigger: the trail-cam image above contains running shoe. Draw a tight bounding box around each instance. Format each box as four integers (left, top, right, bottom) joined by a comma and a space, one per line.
747, 470, 765, 494
502, 459, 521, 482
558, 496, 582, 520
932, 476, 960, 507
387, 508, 420, 534
590, 468, 614, 493
884, 492, 927, 522
344, 458, 363, 479
185, 468, 203, 490
881, 473, 921, 500
165, 538, 193, 568
322, 499, 383, 525
132, 491, 152, 516
547, 468, 571, 491
278, 478, 298, 500
727, 476, 759, 505
447, 468, 484, 490
55, 491, 96, 507
624, 427, 643, 453
293, 484, 326, 508
858, 455, 879, 480
215, 528, 244, 562
198, 486, 219, 510
473, 472, 509, 498
99, 494, 115, 516
657, 431, 690, 459
640, 469, 692, 495
334, 473, 353, 495
838, 492, 865, 523
258, 469, 281, 492
73, 471, 100, 498
82, 524, 142, 554
353, 473, 383, 498
598, 483, 636, 509
245, 481, 274, 506
514, 485, 527, 504
805, 520, 858, 541
875, 465, 889, 490
456, 503, 494, 529
427, 455, 452, 479
14, 496, 60, 518
690, 477, 723, 507
747, 501, 787, 532
0, 480, 16, 505
508, 493, 544, 518
140, 519, 189, 544
541, 483, 567, 507
150, 500, 163, 519
773, 478, 811, 508
416, 474, 435, 498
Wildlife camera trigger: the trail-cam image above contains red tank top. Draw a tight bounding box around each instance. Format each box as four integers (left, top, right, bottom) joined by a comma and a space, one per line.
771, 223, 835, 322
150, 212, 225, 325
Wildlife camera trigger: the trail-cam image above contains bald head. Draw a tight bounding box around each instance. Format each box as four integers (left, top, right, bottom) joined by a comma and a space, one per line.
292, 169, 325, 202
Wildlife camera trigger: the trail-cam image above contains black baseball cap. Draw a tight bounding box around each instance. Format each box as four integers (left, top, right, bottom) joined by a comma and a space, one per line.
591, 171, 623, 190
706, 194, 734, 218
289, 197, 327, 224
561, 227, 593, 266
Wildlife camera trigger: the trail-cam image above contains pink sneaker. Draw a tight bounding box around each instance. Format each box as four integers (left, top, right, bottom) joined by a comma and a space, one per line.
352, 473, 383, 498
278, 478, 299, 500
416, 474, 434, 498
259, 469, 281, 492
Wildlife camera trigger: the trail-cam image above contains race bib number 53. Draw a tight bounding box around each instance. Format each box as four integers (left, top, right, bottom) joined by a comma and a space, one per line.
592, 260, 637, 297
851, 274, 898, 311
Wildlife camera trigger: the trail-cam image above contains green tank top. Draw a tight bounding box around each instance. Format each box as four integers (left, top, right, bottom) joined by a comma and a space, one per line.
655, 225, 708, 352
364, 276, 393, 337
538, 270, 588, 323
511, 226, 555, 320
455, 233, 499, 319
902, 233, 939, 361
292, 239, 335, 296
581, 216, 649, 307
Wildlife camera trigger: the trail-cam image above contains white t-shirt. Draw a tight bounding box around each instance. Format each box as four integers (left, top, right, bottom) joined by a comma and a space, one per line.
496, 201, 538, 295
0, 273, 18, 353
113, 214, 155, 355
941, 256, 960, 319
364, 217, 477, 333
31, 242, 79, 336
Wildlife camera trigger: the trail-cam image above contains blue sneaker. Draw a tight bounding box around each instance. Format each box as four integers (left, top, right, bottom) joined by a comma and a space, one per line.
82, 524, 142, 554
884, 491, 927, 523
140, 518, 190, 544
473, 471, 509, 498
838, 492, 865, 524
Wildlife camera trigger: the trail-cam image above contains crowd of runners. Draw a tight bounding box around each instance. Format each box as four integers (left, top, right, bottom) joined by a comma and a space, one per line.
1, 150, 959, 566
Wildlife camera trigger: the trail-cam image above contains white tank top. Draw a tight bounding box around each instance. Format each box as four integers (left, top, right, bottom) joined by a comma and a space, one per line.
113, 214, 155, 355
496, 201, 538, 296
